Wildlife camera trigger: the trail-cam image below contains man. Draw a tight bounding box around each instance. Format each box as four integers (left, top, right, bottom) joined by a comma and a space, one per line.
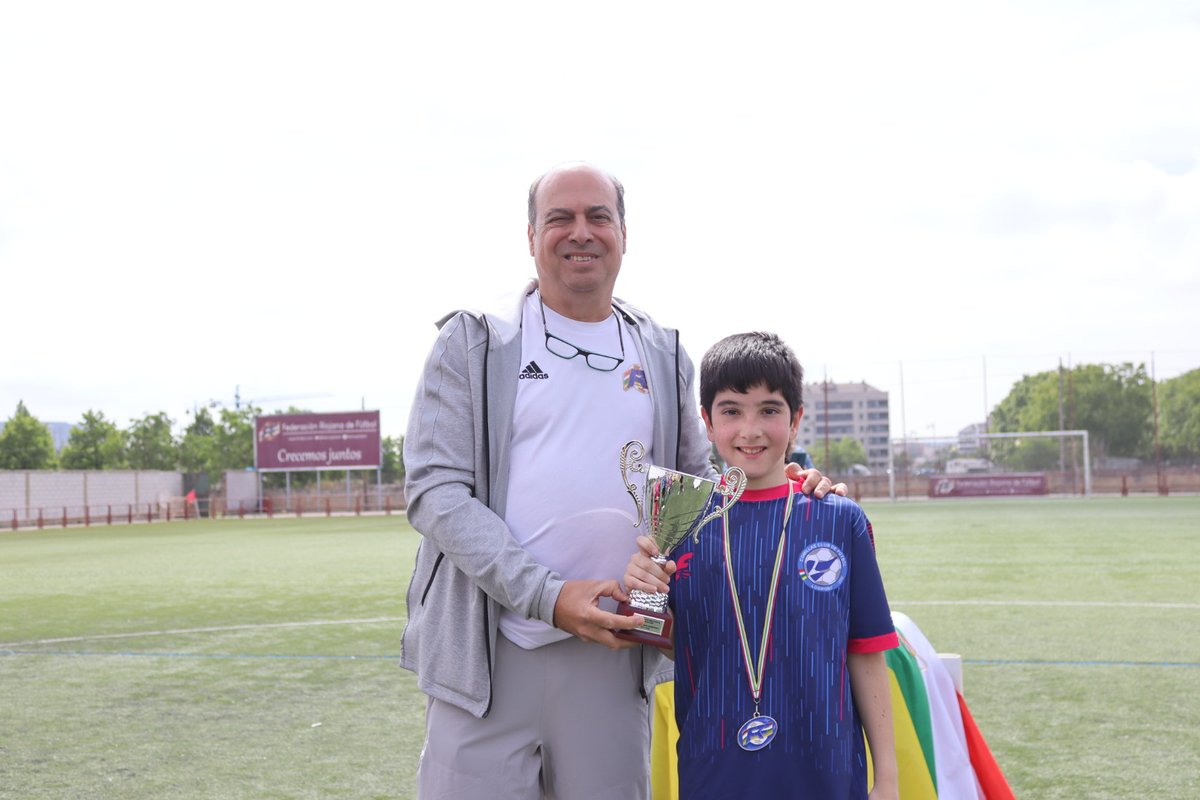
402, 163, 839, 799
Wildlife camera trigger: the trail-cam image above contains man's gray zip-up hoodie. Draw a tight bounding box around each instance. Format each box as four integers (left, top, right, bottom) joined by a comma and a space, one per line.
401, 280, 715, 718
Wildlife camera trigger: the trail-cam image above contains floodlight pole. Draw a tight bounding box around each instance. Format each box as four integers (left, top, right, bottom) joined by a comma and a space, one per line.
887, 438, 896, 501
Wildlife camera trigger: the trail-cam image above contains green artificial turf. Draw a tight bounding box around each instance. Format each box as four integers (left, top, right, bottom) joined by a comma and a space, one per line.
2, 497, 1197, 799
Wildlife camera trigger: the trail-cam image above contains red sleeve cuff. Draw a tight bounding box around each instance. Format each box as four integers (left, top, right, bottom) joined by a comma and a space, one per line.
848, 631, 899, 653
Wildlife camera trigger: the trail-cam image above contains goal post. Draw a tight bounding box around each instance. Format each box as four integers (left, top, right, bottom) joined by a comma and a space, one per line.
887, 429, 1091, 499
975, 430, 1091, 495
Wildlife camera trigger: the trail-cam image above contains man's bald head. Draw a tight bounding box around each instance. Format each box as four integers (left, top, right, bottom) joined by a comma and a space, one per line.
528, 163, 625, 229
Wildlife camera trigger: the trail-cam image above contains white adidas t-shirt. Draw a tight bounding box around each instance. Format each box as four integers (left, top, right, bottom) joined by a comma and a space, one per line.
499, 292, 656, 648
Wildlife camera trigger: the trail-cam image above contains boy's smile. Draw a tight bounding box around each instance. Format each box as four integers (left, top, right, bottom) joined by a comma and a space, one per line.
702, 383, 802, 491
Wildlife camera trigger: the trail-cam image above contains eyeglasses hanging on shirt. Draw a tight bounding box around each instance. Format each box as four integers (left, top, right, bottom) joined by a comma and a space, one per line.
539, 293, 625, 372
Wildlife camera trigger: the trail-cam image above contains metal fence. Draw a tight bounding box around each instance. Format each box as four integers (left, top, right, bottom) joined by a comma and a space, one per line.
0, 470, 407, 530
835, 466, 1200, 502
4, 464, 1192, 531
213, 489, 406, 518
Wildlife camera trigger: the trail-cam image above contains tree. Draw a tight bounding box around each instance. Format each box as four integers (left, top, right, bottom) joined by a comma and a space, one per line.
179, 407, 217, 478
992, 437, 1060, 471
382, 435, 405, 484
1071, 363, 1153, 457
990, 362, 1153, 461
60, 410, 126, 469
211, 406, 257, 477
1158, 368, 1200, 461
179, 405, 259, 486
822, 437, 868, 474
0, 401, 58, 469
125, 412, 179, 470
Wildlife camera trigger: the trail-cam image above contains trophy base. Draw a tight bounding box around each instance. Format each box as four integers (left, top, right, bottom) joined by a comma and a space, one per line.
613, 601, 674, 648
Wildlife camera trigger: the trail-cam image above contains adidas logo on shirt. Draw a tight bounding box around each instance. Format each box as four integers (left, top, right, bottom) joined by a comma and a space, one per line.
519, 361, 549, 380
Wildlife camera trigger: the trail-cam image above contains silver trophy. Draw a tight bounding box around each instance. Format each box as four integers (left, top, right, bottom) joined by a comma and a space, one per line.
615, 440, 747, 646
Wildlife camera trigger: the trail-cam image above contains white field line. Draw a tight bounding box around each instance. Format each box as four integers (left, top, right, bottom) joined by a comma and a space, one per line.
0, 616, 405, 649
893, 600, 1200, 610
5, 601, 1196, 649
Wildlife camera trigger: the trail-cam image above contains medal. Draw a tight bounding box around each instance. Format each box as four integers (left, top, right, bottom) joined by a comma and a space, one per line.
737, 713, 778, 751
722, 483, 795, 751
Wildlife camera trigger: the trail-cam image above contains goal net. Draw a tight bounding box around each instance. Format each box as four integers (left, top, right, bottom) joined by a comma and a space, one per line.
887, 430, 1092, 499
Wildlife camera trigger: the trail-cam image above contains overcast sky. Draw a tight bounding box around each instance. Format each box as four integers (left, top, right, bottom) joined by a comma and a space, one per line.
2, 0, 1197, 445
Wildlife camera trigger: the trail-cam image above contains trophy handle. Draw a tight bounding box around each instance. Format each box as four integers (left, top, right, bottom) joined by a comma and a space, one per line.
620, 440, 647, 528
691, 466, 748, 538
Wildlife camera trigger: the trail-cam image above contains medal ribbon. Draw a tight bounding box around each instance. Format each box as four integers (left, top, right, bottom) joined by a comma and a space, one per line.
722, 482, 795, 709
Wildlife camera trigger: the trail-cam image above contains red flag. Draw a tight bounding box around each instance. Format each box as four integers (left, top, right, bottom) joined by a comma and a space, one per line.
186, 490, 197, 504
957, 691, 1016, 800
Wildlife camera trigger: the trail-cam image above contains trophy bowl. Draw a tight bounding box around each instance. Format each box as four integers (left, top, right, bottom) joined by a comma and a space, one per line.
615, 440, 746, 647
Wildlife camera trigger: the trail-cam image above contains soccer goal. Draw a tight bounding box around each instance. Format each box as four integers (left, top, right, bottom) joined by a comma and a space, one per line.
887, 429, 1091, 499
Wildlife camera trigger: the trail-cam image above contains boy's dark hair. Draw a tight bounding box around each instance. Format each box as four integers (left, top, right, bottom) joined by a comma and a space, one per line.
700, 332, 804, 417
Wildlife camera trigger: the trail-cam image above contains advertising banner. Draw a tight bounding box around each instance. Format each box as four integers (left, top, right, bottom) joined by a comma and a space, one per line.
929, 474, 1048, 498
255, 411, 381, 472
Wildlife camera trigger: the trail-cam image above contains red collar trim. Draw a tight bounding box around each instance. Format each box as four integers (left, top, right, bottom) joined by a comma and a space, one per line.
737, 482, 799, 502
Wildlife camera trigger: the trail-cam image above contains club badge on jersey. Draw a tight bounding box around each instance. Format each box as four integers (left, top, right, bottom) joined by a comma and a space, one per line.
623, 363, 649, 393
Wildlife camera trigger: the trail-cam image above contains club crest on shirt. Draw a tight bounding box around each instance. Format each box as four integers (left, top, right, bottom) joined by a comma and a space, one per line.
797, 542, 847, 591
674, 552, 694, 581
623, 364, 649, 394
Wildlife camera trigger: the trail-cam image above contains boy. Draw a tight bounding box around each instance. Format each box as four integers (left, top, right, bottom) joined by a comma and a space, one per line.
624, 332, 899, 799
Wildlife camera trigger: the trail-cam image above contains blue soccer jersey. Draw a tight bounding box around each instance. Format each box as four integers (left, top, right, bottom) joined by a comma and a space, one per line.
668, 483, 898, 799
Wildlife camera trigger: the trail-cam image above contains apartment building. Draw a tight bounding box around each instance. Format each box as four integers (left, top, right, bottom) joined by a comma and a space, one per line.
796, 381, 891, 473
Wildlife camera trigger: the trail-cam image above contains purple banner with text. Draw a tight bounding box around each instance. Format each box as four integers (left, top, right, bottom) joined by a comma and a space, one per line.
929, 473, 1048, 498
255, 411, 381, 472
